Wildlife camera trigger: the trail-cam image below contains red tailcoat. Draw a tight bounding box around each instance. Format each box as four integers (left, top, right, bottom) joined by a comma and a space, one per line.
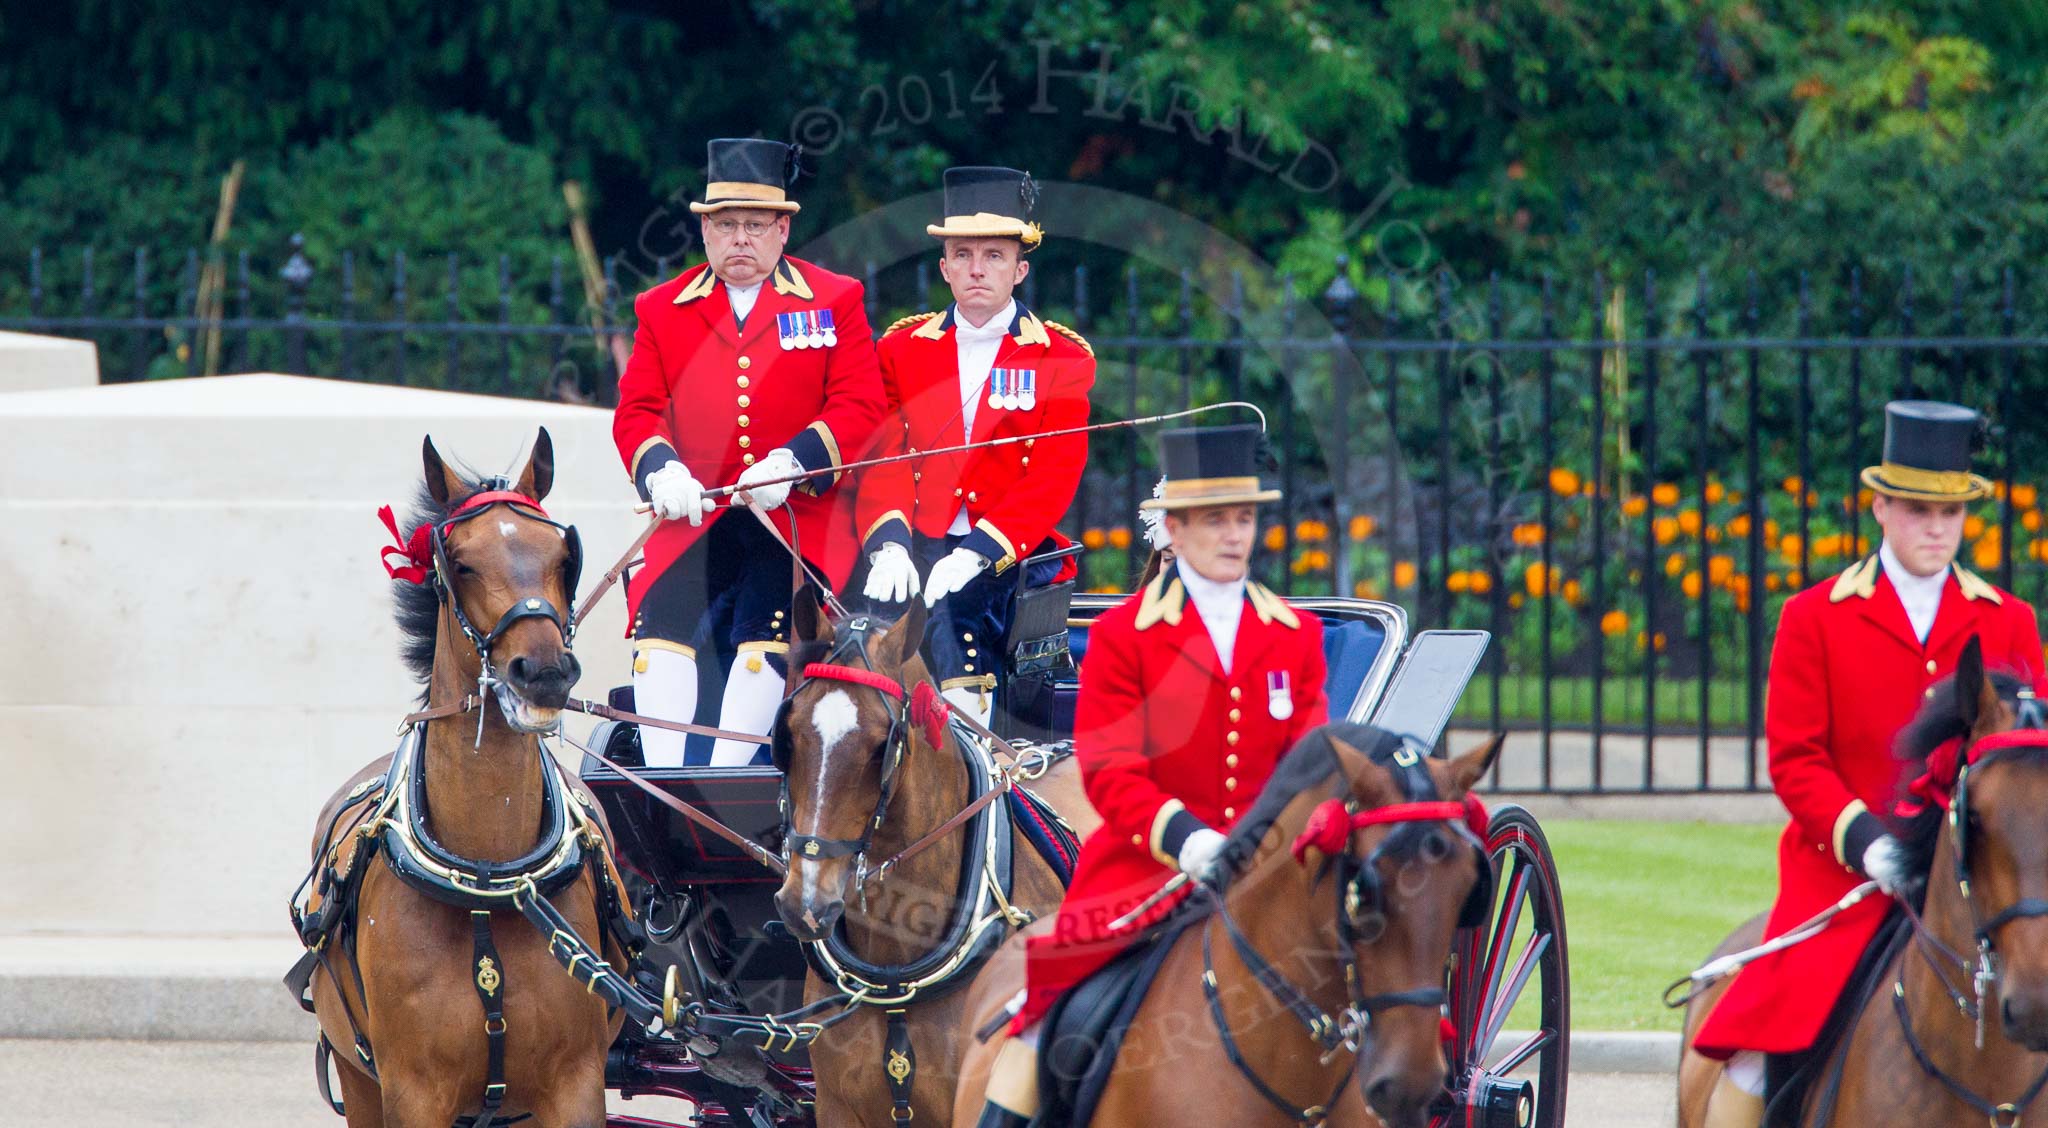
1695, 557, 2041, 1057
855, 306, 1094, 579
611, 257, 885, 627
1015, 568, 1330, 1031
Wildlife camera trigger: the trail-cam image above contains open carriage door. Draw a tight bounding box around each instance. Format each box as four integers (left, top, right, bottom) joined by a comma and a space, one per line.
1366, 629, 1490, 752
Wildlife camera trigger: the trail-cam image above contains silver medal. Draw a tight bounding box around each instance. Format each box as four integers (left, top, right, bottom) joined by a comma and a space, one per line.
1267, 671, 1294, 720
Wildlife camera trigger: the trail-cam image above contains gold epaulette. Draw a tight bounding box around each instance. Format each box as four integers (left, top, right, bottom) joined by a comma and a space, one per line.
1828, 555, 1879, 603
1246, 582, 1302, 629
1045, 319, 1094, 356
1954, 564, 2003, 604
885, 311, 940, 336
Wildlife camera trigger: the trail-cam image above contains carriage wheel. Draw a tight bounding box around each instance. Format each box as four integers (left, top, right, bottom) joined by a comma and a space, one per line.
1437, 804, 1569, 1128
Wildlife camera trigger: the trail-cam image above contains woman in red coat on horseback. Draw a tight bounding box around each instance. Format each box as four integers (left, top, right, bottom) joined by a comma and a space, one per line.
1692, 400, 2043, 1126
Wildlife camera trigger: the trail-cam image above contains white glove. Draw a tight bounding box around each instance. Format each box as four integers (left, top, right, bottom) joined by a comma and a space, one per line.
863, 543, 922, 604
922, 546, 990, 607
735, 447, 801, 512
646, 461, 711, 526
1178, 828, 1228, 884
1862, 834, 1910, 895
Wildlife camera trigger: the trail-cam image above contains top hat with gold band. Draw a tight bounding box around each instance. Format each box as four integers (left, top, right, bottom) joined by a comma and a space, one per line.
1860, 399, 1992, 501
925, 166, 1042, 250
689, 139, 802, 215
1139, 424, 1282, 511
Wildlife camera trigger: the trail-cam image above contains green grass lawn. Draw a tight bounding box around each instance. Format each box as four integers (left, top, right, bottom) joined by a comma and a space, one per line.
1530, 819, 1781, 1032
1454, 674, 1755, 730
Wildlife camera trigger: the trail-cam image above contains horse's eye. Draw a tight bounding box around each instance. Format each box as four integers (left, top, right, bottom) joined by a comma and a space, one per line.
1420, 832, 1451, 863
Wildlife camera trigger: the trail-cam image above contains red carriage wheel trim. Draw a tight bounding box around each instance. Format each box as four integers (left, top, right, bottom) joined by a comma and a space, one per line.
1290, 795, 1489, 864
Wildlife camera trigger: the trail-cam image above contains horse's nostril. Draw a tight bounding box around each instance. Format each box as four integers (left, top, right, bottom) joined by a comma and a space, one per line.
508, 656, 534, 683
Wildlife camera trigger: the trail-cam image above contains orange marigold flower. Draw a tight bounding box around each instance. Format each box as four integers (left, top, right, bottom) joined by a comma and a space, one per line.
1727, 514, 1752, 538
1509, 592, 1525, 609
1469, 571, 1494, 595
1782, 476, 1804, 496
1975, 539, 2002, 571
1600, 609, 1628, 636
1081, 528, 1108, 550
1654, 516, 1679, 545
2025, 510, 2042, 533
1354, 579, 1383, 599
1108, 527, 1133, 549
1296, 519, 1327, 542
1621, 496, 1649, 518
1677, 509, 1702, 536
1653, 482, 1680, 507
1966, 516, 1987, 540
1856, 536, 1870, 554
1764, 519, 1780, 541
1704, 481, 1726, 504
1549, 467, 1581, 496
1857, 488, 1874, 507
1524, 562, 1553, 598
1447, 571, 1472, 594
1682, 571, 1703, 599
1263, 525, 1287, 552
1665, 552, 1686, 577
1653, 631, 1668, 652
1779, 534, 1803, 560
2014, 484, 2039, 509
1512, 522, 1545, 547
1349, 514, 1377, 541
1561, 579, 1584, 605
1394, 561, 1417, 588
1787, 569, 1804, 588
1708, 555, 1735, 584
1706, 526, 1722, 544
1766, 573, 1783, 592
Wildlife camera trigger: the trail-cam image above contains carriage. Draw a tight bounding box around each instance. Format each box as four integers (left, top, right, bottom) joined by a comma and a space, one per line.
574, 551, 1572, 1128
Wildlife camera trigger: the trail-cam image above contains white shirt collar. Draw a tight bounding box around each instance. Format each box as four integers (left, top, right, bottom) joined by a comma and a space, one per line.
953, 300, 1015, 342
1879, 540, 1947, 643
1177, 564, 1247, 672
725, 278, 764, 324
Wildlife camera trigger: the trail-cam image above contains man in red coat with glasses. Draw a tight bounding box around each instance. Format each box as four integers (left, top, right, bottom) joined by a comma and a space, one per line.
612, 138, 884, 767
1693, 400, 2043, 1126
966, 423, 1330, 1128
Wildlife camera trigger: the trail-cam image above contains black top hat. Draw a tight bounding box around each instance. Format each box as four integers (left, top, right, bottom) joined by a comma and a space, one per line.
690, 139, 802, 215
1139, 424, 1282, 511
925, 166, 1042, 249
1861, 400, 1991, 501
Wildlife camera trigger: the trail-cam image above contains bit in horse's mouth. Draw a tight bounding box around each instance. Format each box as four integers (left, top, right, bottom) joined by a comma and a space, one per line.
493, 682, 563, 733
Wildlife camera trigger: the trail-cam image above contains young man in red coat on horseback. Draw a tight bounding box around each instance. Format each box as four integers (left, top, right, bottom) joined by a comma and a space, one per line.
612, 138, 885, 766
968, 423, 1331, 1128
853, 165, 1095, 729
1694, 400, 2043, 1126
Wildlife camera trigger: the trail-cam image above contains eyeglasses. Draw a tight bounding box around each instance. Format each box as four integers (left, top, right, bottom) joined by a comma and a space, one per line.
708, 218, 778, 237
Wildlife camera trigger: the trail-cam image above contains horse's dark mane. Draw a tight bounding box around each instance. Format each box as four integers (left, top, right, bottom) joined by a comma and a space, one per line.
392, 458, 490, 700
1889, 669, 2025, 907
1216, 721, 1409, 886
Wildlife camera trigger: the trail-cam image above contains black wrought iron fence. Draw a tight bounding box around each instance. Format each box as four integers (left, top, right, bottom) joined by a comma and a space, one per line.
7, 242, 2046, 794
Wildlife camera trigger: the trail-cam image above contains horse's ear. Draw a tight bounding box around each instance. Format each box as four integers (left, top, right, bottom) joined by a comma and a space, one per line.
517, 427, 555, 502
423, 435, 462, 508
791, 584, 833, 645
1444, 733, 1506, 796
1327, 732, 1400, 809
1957, 635, 1992, 731
876, 599, 928, 672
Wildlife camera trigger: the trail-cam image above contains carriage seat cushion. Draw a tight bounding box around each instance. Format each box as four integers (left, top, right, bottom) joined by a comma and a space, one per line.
1063, 610, 1386, 716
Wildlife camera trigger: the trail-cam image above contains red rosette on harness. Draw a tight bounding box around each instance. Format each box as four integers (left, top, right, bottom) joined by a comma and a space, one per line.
378, 505, 434, 585
1463, 791, 1491, 839
1293, 798, 1352, 863
910, 681, 951, 749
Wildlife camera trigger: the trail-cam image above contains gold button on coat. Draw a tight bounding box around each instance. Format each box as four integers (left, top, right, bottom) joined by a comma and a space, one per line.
738, 436, 751, 448
737, 414, 750, 426
1228, 709, 1241, 722
1230, 687, 1242, 702
737, 376, 750, 388
737, 395, 750, 407
742, 454, 755, 465
738, 356, 752, 369
1224, 807, 1236, 820
1226, 732, 1240, 746
1225, 777, 1238, 790
1226, 754, 1238, 768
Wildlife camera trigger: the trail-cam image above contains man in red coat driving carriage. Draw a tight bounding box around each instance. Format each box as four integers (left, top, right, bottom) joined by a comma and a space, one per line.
612, 137, 885, 767
1692, 400, 2044, 1127
967, 422, 1331, 1128
853, 165, 1096, 729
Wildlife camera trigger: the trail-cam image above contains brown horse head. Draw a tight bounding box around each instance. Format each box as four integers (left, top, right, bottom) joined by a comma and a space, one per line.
1285, 727, 1502, 1128
403, 428, 581, 729
1898, 635, 2048, 1048
772, 588, 932, 940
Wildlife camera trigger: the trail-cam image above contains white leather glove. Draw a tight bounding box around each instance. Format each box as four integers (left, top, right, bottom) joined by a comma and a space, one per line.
863, 543, 922, 604
646, 461, 711, 526
1862, 834, 1910, 895
735, 447, 801, 512
922, 546, 990, 607
1178, 828, 1228, 884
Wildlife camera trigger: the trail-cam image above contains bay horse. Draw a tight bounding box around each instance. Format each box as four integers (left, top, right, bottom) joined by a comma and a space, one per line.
1678, 635, 2048, 1126
295, 430, 630, 1128
769, 592, 1101, 1127
953, 723, 1504, 1128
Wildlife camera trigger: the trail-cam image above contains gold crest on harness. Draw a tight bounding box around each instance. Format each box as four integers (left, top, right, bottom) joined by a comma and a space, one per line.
886, 1048, 912, 1084
476, 956, 501, 996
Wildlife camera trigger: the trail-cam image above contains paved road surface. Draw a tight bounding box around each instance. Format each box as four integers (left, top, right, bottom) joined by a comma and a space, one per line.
0, 1040, 1674, 1127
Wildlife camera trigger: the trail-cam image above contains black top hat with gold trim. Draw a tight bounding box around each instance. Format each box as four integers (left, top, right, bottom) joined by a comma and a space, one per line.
1139, 424, 1282, 511
689, 139, 802, 215
925, 166, 1042, 250
1861, 399, 1992, 501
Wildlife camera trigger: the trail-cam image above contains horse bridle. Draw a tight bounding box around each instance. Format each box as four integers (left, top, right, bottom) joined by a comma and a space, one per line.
1889, 686, 2048, 1126
772, 616, 914, 879
1200, 734, 1494, 1125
